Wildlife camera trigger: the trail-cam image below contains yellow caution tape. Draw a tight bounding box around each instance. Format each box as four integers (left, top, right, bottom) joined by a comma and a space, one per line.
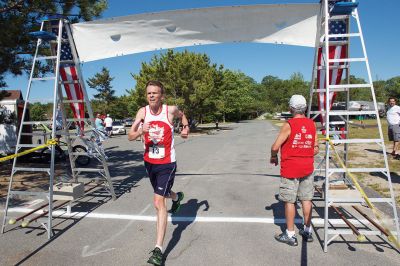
326, 137, 400, 249
0, 139, 58, 163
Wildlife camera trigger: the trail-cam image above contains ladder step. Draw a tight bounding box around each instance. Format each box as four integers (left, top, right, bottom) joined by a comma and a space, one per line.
17, 144, 46, 148
62, 99, 84, 103
329, 84, 372, 89
317, 65, 348, 70
29, 30, 57, 40
60, 80, 80, 85
73, 168, 105, 173
314, 88, 347, 93
32, 77, 56, 81
329, 168, 387, 173
60, 60, 75, 64
66, 118, 88, 122
320, 40, 349, 47
22, 121, 52, 125
35, 56, 57, 61
330, 58, 366, 63
329, 111, 377, 116
13, 167, 51, 172
20, 132, 48, 136
328, 33, 360, 39
9, 190, 49, 197
324, 15, 350, 21
330, 139, 382, 144
327, 197, 392, 204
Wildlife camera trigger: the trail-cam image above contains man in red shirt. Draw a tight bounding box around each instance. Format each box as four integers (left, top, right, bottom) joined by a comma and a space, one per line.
128, 80, 189, 265
270, 95, 319, 246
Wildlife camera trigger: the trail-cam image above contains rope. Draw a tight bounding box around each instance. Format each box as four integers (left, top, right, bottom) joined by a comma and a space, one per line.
0, 139, 58, 163
326, 137, 400, 249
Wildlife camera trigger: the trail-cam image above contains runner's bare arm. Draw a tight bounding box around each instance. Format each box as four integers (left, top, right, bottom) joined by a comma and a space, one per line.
169, 106, 189, 139
270, 122, 291, 166
128, 107, 145, 141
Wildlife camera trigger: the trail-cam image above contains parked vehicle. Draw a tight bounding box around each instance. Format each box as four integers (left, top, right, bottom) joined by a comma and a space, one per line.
112, 121, 127, 135
124, 118, 134, 127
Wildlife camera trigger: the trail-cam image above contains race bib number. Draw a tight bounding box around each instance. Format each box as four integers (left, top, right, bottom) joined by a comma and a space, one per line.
149, 145, 165, 159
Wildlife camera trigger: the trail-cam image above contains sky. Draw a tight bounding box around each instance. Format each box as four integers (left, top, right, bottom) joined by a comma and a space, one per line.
4, 0, 400, 101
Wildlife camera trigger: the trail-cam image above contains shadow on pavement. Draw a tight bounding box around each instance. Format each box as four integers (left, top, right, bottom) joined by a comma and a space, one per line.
163, 199, 210, 264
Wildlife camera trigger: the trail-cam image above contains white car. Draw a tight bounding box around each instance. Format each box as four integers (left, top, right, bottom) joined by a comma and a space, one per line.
111, 121, 126, 135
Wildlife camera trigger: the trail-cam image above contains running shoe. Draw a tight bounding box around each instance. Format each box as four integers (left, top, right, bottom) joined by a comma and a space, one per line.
170, 192, 184, 213
147, 247, 163, 266
299, 229, 314, 242
275, 232, 298, 246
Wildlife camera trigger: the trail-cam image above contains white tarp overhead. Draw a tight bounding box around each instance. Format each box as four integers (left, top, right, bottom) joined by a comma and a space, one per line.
71, 4, 320, 63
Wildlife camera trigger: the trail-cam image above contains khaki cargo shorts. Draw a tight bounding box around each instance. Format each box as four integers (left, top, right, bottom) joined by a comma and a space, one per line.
278, 174, 314, 203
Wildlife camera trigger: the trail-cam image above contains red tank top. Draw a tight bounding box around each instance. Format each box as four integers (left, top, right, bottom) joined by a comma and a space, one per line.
143, 104, 175, 164
281, 118, 316, 178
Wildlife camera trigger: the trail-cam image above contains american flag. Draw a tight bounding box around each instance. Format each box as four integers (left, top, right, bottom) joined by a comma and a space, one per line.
52, 23, 85, 133
317, 18, 347, 125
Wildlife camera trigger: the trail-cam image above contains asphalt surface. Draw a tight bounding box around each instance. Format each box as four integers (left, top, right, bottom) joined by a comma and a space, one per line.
0, 120, 399, 265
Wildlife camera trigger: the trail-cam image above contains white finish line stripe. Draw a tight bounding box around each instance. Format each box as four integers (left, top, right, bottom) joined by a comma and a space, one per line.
5, 208, 380, 226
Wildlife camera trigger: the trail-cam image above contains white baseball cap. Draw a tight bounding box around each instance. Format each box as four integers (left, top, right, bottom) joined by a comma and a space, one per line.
289, 95, 307, 109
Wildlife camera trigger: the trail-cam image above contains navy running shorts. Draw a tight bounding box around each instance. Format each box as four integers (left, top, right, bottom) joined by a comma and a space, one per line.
145, 161, 177, 197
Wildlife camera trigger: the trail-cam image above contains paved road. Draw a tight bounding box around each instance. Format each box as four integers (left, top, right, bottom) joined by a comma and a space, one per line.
0, 120, 399, 265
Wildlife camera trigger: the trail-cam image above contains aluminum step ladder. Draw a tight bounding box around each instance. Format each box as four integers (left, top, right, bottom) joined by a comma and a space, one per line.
1, 16, 115, 239
308, 0, 400, 252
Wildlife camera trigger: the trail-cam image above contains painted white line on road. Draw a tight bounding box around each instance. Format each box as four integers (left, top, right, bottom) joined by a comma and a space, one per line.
5, 208, 379, 226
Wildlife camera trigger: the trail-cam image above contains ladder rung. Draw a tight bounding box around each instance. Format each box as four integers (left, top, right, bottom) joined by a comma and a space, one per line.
329, 121, 345, 125
328, 33, 360, 39
71, 152, 89, 156
32, 77, 56, 81
13, 167, 51, 172
327, 131, 347, 134
329, 84, 372, 89
74, 168, 105, 173
329, 168, 387, 173
329, 111, 377, 116
327, 197, 392, 203
60, 80, 80, 85
330, 139, 382, 144
62, 99, 84, 103
20, 132, 47, 136
66, 118, 88, 122
330, 58, 366, 63
35, 56, 57, 61
9, 190, 49, 197
326, 15, 349, 20
320, 40, 349, 46
60, 60, 75, 64
22, 121, 52, 125
17, 144, 46, 148
314, 88, 347, 93
317, 65, 348, 70
29, 30, 57, 40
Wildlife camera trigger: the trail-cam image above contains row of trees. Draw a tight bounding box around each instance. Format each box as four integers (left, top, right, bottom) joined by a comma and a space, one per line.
27, 49, 400, 123
75, 49, 400, 123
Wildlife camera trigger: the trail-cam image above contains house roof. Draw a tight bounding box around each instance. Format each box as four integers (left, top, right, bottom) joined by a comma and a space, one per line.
1, 90, 23, 101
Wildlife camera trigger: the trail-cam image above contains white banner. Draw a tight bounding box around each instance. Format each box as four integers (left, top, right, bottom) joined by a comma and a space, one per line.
71, 4, 319, 62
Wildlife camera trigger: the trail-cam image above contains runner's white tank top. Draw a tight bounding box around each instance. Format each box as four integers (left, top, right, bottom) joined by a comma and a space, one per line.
143, 104, 175, 164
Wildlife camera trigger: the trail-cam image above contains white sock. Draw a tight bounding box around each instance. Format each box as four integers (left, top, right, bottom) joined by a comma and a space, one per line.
155, 245, 163, 252
304, 225, 312, 233
286, 229, 296, 238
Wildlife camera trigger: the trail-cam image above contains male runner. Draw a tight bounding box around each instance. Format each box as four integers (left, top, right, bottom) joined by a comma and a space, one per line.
128, 80, 189, 265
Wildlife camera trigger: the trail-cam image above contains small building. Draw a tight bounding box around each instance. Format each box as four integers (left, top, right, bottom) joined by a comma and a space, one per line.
0, 90, 31, 155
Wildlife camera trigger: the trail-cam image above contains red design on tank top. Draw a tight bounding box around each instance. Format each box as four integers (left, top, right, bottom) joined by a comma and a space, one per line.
281, 118, 316, 178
